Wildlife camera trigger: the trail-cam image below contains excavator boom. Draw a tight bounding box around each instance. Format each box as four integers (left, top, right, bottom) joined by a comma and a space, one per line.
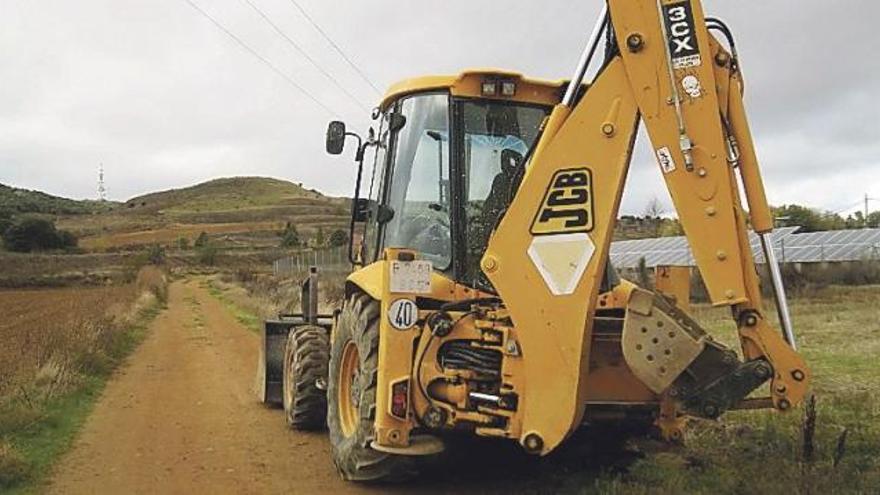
482, 0, 810, 453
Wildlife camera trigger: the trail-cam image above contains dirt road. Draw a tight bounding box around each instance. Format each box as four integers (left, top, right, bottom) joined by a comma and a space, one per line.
48, 280, 636, 494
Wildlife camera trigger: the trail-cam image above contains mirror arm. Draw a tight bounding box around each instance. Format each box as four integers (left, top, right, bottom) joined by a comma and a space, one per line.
348, 147, 366, 265
344, 132, 364, 162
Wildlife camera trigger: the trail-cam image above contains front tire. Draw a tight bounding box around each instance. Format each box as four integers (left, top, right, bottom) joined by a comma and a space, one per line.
327, 292, 416, 482
282, 325, 329, 430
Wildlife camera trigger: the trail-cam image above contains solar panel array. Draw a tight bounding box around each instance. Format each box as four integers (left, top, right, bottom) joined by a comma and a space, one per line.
609, 235, 693, 268
748, 226, 801, 264
609, 227, 880, 268
772, 229, 880, 263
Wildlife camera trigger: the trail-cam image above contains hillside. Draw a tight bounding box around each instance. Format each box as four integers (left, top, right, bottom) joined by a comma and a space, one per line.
56, 177, 350, 251
0, 183, 117, 218
9, 176, 674, 253
121, 177, 327, 213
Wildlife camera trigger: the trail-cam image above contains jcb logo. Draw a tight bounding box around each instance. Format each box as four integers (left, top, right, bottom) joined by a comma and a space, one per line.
663, 1, 701, 68
530, 168, 594, 235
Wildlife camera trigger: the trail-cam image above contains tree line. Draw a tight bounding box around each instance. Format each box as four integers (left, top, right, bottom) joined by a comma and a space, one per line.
278, 222, 348, 249
772, 204, 880, 232
622, 198, 880, 239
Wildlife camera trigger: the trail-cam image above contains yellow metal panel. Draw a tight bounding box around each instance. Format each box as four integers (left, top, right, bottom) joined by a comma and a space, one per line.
708, 37, 774, 233
727, 73, 775, 233
610, 0, 748, 305
483, 58, 640, 454
372, 250, 419, 447
654, 265, 691, 311
380, 70, 568, 110
347, 259, 483, 302
346, 261, 384, 300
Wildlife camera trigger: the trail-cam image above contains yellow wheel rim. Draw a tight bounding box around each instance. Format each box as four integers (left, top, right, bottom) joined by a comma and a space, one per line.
283, 352, 295, 408
338, 341, 360, 437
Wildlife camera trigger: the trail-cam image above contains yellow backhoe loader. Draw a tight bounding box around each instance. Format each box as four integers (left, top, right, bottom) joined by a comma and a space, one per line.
258, 0, 810, 481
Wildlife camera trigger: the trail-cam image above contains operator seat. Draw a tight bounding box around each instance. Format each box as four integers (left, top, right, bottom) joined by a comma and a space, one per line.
468, 148, 524, 287
481, 148, 523, 227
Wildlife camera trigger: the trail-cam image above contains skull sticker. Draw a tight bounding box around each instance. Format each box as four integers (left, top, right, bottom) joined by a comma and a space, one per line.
681, 75, 702, 98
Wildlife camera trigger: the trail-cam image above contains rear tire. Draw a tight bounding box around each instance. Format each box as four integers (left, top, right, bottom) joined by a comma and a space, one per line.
282, 325, 329, 430
327, 292, 417, 482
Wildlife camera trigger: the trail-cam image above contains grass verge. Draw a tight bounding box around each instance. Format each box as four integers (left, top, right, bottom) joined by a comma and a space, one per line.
0, 296, 163, 493
558, 285, 880, 494
203, 278, 262, 333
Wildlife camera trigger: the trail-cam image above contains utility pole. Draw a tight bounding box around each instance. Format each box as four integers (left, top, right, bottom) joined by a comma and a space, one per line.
866, 193, 870, 227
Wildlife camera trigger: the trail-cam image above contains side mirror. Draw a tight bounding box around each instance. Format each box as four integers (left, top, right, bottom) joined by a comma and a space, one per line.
326, 120, 346, 155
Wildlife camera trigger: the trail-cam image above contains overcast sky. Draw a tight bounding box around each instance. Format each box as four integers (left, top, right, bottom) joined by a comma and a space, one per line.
1, 0, 878, 216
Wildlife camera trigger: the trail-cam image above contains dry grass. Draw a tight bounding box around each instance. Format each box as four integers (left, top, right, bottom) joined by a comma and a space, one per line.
203, 276, 278, 333
76, 218, 348, 251
201, 268, 346, 337
0, 252, 137, 288
0, 266, 171, 399
78, 221, 286, 250
212, 267, 347, 314
0, 285, 137, 397
136, 265, 168, 305
0, 266, 167, 491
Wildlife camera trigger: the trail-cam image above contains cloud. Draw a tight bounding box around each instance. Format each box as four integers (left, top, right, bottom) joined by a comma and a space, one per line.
0, 0, 877, 216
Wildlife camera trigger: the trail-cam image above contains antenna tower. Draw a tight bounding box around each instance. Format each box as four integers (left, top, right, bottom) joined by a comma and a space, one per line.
97, 164, 107, 201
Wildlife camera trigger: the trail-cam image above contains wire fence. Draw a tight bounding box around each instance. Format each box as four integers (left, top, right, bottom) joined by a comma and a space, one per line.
273, 246, 350, 277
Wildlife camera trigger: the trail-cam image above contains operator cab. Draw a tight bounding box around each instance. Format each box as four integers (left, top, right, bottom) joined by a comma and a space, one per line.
328, 71, 568, 290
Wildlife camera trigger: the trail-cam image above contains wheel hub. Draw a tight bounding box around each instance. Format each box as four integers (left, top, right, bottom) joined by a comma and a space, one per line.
337, 341, 361, 437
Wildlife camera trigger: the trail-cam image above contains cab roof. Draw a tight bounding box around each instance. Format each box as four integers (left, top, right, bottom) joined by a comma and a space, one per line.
379, 69, 571, 110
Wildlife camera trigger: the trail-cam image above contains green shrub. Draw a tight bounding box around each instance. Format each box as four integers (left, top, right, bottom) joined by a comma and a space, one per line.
328, 228, 349, 247
194, 231, 209, 248
279, 222, 300, 247
1, 216, 77, 253
74, 348, 114, 377
0, 441, 29, 489
146, 244, 165, 265
197, 245, 218, 266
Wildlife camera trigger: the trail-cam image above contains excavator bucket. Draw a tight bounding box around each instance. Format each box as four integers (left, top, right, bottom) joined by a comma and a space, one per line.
256, 319, 295, 407
257, 267, 332, 406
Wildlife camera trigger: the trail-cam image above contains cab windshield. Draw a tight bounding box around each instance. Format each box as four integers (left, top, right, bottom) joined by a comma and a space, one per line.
382, 93, 451, 268
459, 99, 550, 286
377, 93, 550, 282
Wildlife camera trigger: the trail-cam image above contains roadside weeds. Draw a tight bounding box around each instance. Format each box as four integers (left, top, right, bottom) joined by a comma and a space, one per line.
0, 267, 167, 493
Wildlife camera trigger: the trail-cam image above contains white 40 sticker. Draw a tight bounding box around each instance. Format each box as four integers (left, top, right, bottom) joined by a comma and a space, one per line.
388, 299, 418, 330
